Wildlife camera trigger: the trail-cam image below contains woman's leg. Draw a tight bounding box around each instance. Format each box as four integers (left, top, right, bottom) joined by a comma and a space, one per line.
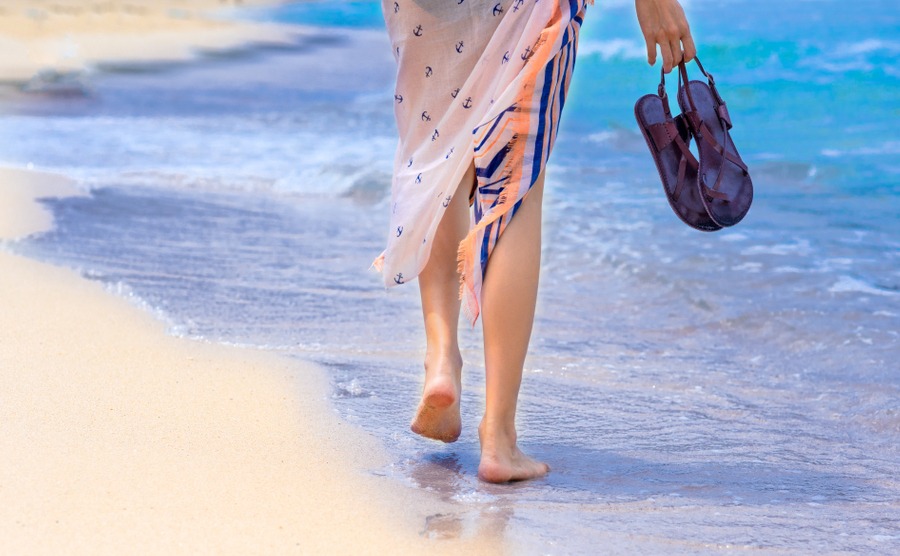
410, 165, 474, 443
478, 171, 549, 483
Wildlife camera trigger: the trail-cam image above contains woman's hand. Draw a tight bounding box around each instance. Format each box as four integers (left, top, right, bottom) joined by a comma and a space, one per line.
634, 0, 696, 73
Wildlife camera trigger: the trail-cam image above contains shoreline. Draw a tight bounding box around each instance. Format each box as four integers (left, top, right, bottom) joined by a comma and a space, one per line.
0, 166, 501, 553
0, 0, 303, 84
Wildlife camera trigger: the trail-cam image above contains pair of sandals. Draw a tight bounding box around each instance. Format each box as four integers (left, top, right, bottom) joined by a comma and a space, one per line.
635, 57, 753, 231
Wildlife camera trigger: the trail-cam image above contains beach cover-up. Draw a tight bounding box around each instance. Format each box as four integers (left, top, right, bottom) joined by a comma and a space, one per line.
373, 0, 588, 324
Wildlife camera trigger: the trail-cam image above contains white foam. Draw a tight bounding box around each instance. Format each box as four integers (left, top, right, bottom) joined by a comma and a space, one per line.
732, 262, 762, 272
743, 239, 813, 256
101, 278, 182, 331
820, 141, 900, 158
841, 39, 900, 56
0, 113, 396, 198
773, 266, 804, 274
451, 490, 497, 504
588, 130, 617, 144
829, 276, 898, 297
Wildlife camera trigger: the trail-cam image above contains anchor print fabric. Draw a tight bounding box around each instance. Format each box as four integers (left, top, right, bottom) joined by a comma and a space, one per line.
373, 0, 587, 324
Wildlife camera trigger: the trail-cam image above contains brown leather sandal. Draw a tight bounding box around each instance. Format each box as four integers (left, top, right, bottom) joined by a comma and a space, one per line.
635, 71, 723, 232
677, 58, 753, 228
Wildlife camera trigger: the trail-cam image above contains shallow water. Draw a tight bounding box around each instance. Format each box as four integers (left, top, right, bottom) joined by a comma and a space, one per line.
2, 0, 899, 552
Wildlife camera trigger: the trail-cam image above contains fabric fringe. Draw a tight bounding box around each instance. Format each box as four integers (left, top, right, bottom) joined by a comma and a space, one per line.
371, 252, 385, 272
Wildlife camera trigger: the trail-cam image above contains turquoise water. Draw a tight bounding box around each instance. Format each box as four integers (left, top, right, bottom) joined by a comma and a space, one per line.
243, 0, 900, 232
2, 0, 899, 552
252, 0, 900, 192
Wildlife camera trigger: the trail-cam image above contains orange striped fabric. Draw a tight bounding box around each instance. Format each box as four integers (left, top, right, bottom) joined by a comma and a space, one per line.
374, 0, 587, 324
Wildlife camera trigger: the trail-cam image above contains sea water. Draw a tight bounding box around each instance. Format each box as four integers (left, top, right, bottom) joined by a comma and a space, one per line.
2, 0, 898, 552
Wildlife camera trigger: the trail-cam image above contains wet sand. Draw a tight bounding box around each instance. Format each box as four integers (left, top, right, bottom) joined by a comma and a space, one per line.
0, 168, 503, 553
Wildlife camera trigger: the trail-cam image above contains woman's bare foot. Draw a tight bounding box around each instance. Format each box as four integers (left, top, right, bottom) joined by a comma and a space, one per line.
410, 352, 462, 442
477, 420, 549, 483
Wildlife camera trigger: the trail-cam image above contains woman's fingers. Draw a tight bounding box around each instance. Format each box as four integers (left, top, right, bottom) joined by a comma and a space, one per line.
644, 34, 658, 66
635, 0, 696, 72
670, 38, 684, 68
657, 37, 675, 73
681, 32, 697, 63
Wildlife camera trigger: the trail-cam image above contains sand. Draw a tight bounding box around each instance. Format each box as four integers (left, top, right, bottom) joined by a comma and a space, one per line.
0, 1, 302, 83
0, 168, 503, 553
0, 4, 505, 552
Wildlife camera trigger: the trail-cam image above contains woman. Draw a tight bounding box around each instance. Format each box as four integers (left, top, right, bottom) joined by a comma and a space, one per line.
374, 0, 696, 483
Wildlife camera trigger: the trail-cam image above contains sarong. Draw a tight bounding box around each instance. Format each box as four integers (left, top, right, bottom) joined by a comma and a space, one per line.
374, 0, 587, 324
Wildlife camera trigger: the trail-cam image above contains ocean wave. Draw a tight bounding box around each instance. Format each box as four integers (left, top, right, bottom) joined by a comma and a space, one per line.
821, 141, 900, 158
585, 127, 645, 152
743, 239, 813, 257
829, 276, 899, 297
840, 38, 900, 56
0, 112, 396, 199
802, 38, 900, 74
578, 38, 645, 61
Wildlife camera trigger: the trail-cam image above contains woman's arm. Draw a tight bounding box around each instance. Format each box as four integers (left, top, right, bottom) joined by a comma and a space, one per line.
634, 0, 696, 72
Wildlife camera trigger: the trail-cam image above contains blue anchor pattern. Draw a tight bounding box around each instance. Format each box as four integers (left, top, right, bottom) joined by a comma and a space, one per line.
379, 0, 588, 324
386, 0, 540, 169
385, 0, 525, 248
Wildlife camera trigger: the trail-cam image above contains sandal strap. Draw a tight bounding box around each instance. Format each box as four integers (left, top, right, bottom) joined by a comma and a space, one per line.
647, 118, 699, 198
648, 120, 679, 151
672, 124, 699, 169
680, 111, 745, 204
674, 152, 689, 202
662, 58, 744, 204
688, 117, 748, 173
702, 183, 731, 201
677, 59, 748, 177
647, 116, 697, 160
647, 115, 697, 203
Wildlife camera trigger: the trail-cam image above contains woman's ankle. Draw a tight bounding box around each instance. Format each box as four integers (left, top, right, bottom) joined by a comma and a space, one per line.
424, 347, 463, 375
478, 416, 517, 450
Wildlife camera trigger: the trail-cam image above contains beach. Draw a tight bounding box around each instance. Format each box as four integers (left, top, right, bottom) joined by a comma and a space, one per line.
0, 170, 506, 553
1, 0, 899, 553
0, 5, 500, 554
0, 1, 300, 83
